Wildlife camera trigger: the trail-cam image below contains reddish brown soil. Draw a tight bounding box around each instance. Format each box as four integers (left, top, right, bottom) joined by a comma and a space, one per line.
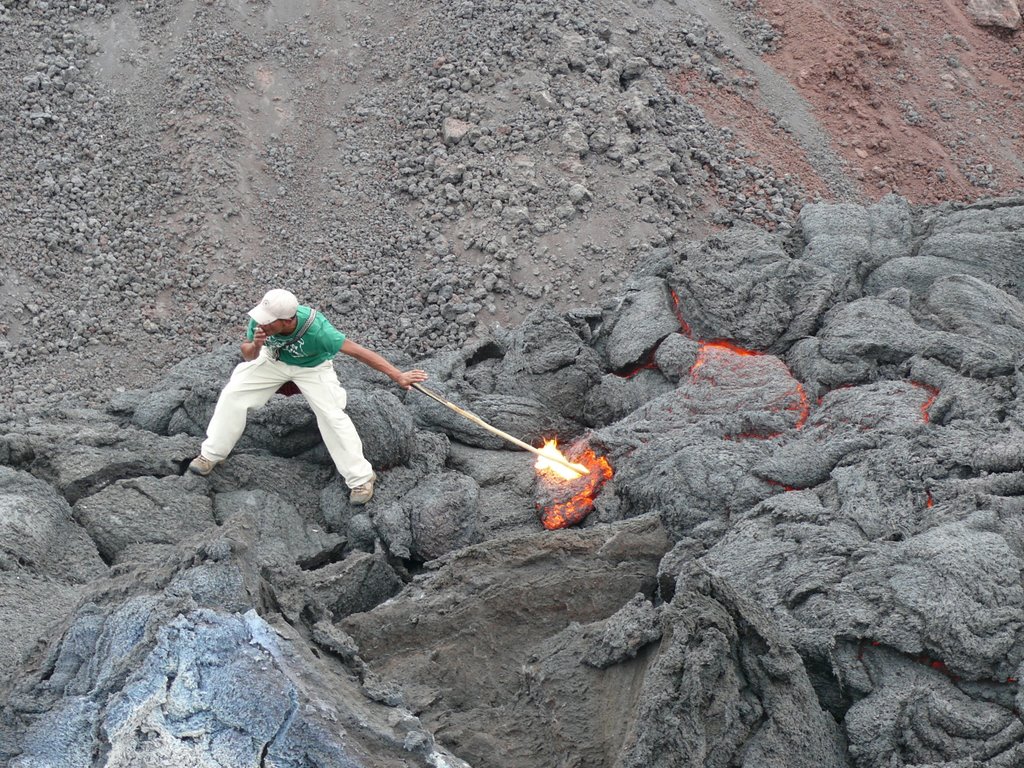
677, 68, 838, 203
694, 0, 1024, 204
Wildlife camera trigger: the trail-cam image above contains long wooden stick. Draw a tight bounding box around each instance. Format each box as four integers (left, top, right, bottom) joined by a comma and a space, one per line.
411, 383, 584, 476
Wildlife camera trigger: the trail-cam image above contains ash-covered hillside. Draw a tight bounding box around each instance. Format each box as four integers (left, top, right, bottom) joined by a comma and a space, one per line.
4, 0, 1021, 414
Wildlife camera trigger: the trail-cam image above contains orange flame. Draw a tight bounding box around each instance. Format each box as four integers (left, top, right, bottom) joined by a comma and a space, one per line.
535, 440, 614, 530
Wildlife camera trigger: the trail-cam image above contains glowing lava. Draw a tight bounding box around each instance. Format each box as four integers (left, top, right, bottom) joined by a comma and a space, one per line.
912, 382, 939, 423
535, 440, 614, 530
689, 341, 810, 434
669, 289, 693, 336
690, 340, 761, 377
614, 349, 660, 379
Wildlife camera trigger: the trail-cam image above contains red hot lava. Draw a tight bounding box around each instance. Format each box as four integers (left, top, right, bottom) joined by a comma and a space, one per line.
690, 340, 761, 374
669, 289, 692, 336
911, 382, 939, 423
534, 440, 614, 530
690, 341, 810, 434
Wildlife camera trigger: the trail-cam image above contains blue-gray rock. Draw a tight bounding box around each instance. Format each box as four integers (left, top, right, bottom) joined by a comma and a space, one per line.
7, 599, 453, 767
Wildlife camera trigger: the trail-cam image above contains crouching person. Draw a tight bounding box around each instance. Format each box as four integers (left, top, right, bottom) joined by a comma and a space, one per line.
189, 288, 428, 505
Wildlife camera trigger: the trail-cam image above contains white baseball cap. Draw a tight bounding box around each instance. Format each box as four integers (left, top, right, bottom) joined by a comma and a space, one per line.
249, 289, 298, 325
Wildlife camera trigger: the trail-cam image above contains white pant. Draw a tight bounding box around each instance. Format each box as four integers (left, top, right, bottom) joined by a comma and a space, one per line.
200, 354, 374, 488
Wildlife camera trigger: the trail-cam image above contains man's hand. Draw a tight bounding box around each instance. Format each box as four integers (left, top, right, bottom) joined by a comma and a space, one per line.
395, 369, 429, 390
241, 328, 268, 361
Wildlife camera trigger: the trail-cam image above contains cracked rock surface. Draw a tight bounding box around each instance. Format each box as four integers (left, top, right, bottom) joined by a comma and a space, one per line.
4, 196, 1024, 766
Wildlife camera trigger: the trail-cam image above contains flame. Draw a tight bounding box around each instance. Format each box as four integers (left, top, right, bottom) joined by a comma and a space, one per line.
535, 439, 590, 480
535, 440, 614, 530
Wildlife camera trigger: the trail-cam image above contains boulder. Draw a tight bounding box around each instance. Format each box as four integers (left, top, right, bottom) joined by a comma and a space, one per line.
72, 475, 216, 565
616, 562, 849, 768
671, 226, 840, 353
601, 277, 681, 371
797, 194, 914, 299
966, 0, 1021, 28
372, 470, 481, 561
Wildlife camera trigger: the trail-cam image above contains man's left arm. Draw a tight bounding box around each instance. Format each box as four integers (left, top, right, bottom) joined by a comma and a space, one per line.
340, 339, 428, 389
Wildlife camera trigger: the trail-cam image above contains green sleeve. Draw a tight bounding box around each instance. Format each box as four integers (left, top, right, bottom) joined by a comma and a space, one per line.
322, 319, 346, 356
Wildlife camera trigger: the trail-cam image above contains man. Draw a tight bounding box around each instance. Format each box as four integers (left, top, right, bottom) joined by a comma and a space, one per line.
189, 288, 428, 505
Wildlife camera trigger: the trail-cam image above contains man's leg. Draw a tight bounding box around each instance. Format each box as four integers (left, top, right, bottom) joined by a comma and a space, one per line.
200, 357, 287, 463
292, 362, 374, 489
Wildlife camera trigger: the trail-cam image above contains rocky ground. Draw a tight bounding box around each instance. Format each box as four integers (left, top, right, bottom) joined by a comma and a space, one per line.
2, 0, 1021, 414
4, 196, 1024, 766
3, 0, 1024, 766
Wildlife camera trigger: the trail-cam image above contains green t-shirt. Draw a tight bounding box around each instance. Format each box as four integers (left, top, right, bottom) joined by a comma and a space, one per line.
246, 305, 346, 367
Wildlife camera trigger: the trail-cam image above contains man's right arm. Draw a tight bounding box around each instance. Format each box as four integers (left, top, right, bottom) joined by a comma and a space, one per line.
241, 328, 267, 361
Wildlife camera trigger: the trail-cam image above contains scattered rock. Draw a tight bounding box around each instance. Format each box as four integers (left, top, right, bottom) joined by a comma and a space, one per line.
965, 0, 1022, 28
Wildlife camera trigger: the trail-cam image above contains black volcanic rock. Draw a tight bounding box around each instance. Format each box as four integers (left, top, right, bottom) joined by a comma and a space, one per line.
5, 197, 1024, 767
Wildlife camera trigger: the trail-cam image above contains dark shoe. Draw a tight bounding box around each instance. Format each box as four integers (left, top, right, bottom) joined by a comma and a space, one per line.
188, 455, 220, 476
350, 473, 377, 505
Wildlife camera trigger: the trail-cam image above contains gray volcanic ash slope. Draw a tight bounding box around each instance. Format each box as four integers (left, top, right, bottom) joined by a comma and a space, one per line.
3, 196, 1024, 766
1, 0, 854, 412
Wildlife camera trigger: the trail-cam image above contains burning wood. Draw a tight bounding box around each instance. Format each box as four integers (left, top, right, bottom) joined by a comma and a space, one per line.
534, 439, 614, 530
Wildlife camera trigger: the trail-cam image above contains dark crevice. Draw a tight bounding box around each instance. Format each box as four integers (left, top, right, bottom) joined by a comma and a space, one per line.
90, 704, 113, 766
612, 346, 663, 379
464, 340, 504, 368
398, 557, 427, 581
51, 463, 180, 506
260, 690, 299, 767
71, 517, 114, 568
804, 650, 860, 722
786, 587, 822, 611
296, 541, 349, 571
258, 574, 296, 630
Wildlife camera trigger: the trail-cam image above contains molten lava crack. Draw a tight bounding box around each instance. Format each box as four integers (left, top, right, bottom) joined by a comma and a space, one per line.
689, 341, 810, 437
535, 443, 614, 530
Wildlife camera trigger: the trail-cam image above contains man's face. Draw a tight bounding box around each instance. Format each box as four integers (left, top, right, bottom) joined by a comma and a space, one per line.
258, 317, 296, 336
